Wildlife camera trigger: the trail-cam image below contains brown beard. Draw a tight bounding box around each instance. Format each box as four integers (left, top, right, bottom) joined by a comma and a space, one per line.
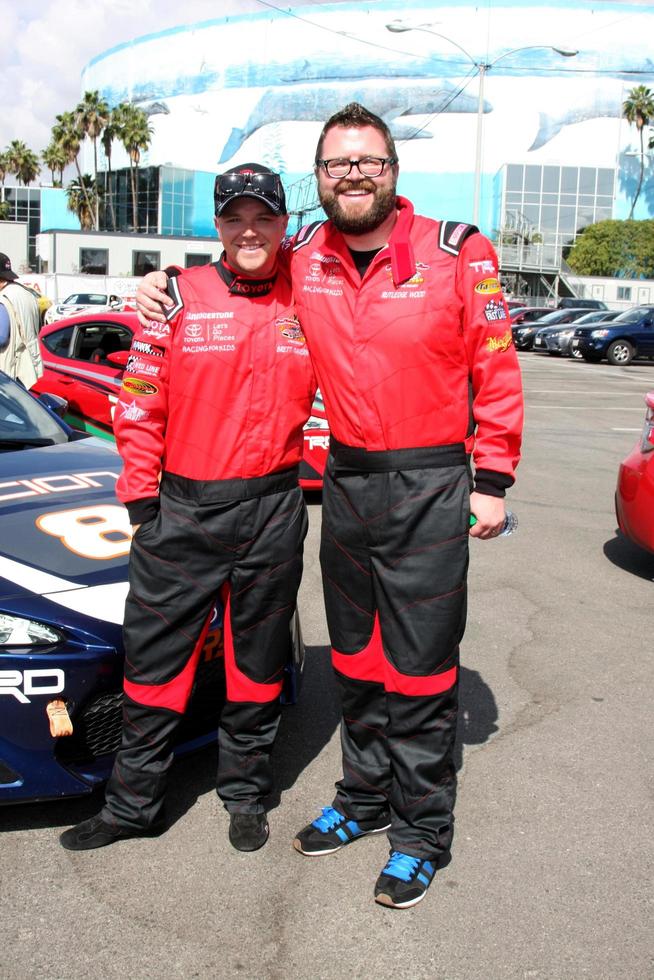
319, 179, 397, 235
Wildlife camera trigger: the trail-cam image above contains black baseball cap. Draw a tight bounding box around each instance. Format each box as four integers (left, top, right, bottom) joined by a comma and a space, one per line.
214, 163, 287, 217
0, 253, 18, 282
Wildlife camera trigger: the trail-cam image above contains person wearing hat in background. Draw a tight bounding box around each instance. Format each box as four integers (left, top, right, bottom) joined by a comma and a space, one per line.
0, 252, 42, 388
60, 164, 317, 853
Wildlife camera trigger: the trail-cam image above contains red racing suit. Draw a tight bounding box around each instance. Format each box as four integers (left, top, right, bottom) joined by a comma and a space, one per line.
287, 198, 523, 859
102, 259, 316, 829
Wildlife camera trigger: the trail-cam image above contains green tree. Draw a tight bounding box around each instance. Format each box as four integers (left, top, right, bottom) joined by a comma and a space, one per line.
622, 85, 654, 219
566, 219, 654, 278
42, 142, 67, 187
6, 139, 40, 186
101, 113, 119, 231
66, 174, 101, 230
112, 102, 153, 231
52, 111, 96, 228
75, 90, 109, 229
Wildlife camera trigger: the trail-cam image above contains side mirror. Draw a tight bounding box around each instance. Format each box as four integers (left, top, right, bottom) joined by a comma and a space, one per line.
38, 392, 68, 418
106, 350, 130, 368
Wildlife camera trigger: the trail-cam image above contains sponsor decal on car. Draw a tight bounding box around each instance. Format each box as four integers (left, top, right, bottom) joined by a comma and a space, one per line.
121, 377, 159, 396
486, 330, 513, 352
484, 299, 507, 322
475, 278, 502, 295
0, 669, 65, 705
0, 471, 118, 503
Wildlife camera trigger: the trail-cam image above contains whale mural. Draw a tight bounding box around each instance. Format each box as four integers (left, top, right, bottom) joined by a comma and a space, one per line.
81, 0, 654, 227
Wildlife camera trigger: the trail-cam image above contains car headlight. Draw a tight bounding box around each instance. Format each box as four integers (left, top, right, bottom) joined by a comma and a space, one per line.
304, 415, 329, 430
0, 614, 63, 646
558, 329, 574, 339
591, 329, 610, 338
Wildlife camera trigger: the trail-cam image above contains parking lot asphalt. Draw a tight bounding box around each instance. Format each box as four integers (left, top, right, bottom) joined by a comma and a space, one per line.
2, 353, 653, 980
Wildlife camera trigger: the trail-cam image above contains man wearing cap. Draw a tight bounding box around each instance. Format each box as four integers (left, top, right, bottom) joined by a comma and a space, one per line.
0, 252, 42, 388
134, 104, 523, 910
60, 164, 316, 853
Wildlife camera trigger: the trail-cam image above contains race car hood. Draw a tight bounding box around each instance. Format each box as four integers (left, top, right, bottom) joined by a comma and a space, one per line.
0, 438, 130, 625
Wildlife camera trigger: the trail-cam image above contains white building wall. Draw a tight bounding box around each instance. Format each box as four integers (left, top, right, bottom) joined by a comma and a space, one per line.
0, 222, 29, 272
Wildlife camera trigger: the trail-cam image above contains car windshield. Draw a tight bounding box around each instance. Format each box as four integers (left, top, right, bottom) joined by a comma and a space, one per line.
613, 307, 654, 323
63, 293, 108, 305
532, 310, 569, 324
0, 372, 68, 449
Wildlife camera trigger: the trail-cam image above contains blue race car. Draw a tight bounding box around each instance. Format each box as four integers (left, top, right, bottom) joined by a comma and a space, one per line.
0, 371, 301, 804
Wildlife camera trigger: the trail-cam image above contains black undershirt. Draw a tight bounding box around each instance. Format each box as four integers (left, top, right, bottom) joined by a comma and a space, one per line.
348, 247, 382, 278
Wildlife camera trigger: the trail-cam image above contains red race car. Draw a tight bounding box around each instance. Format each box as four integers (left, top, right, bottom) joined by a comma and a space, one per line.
615, 391, 654, 555
34, 311, 329, 488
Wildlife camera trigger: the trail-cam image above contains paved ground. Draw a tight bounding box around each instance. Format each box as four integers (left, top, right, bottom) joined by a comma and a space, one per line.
2, 353, 653, 980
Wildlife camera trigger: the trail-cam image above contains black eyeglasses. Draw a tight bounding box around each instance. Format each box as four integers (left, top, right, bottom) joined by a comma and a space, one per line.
315, 156, 397, 179
214, 172, 285, 205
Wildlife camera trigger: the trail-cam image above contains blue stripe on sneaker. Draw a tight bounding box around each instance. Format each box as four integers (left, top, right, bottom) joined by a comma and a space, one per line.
417, 873, 430, 886
335, 827, 349, 842
346, 821, 361, 836
424, 861, 435, 876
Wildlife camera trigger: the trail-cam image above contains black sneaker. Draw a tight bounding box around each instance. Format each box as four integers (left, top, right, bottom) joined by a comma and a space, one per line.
59, 814, 164, 851
374, 851, 436, 909
228, 812, 269, 852
293, 805, 391, 856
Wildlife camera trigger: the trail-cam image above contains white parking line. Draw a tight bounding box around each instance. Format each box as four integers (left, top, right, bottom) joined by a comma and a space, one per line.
612, 427, 641, 432
528, 406, 643, 410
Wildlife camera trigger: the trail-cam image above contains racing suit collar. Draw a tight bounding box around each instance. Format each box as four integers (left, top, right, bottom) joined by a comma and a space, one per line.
215, 253, 279, 296
388, 196, 417, 288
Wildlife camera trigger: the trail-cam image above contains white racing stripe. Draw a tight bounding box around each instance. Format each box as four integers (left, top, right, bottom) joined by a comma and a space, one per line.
44, 583, 129, 625
0, 555, 128, 625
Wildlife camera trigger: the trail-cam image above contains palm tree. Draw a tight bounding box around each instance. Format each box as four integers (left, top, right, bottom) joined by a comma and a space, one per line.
42, 142, 67, 187
112, 102, 153, 231
6, 140, 40, 186
66, 174, 101, 230
101, 114, 118, 231
622, 85, 654, 219
75, 90, 109, 228
52, 111, 96, 228
0, 151, 9, 189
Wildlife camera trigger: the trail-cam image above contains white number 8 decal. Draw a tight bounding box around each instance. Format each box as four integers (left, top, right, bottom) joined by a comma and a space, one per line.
37, 505, 133, 560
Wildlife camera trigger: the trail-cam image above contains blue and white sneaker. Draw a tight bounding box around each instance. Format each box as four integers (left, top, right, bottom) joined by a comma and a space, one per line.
374, 851, 436, 908
293, 805, 391, 856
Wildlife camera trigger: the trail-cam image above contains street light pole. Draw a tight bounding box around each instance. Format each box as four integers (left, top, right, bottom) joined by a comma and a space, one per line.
386, 22, 577, 226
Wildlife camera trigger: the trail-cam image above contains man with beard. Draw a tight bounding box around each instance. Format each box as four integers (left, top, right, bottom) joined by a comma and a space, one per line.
135, 104, 523, 908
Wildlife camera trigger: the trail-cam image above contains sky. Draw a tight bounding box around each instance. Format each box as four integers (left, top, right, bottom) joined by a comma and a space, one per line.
0, 0, 342, 156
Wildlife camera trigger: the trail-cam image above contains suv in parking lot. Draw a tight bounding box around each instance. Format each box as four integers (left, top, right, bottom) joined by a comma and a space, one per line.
570, 306, 654, 365
557, 297, 608, 311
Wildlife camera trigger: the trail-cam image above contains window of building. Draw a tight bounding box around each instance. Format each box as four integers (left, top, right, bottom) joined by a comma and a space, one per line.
524, 166, 542, 193
561, 168, 578, 194
579, 169, 596, 194
506, 165, 524, 192
617, 286, 632, 301
542, 167, 560, 193
133, 251, 161, 277
80, 248, 109, 275
185, 253, 212, 268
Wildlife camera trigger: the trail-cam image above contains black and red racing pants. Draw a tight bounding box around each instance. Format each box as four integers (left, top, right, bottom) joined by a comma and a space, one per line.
102, 468, 307, 830
320, 440, 470, 860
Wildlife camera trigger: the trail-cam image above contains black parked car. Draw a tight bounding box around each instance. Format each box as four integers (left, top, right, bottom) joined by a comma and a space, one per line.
521, 308, 590, 352
570, 306, 654, 365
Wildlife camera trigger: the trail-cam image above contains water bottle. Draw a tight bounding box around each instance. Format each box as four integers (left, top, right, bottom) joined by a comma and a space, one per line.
469, 510, 518, 536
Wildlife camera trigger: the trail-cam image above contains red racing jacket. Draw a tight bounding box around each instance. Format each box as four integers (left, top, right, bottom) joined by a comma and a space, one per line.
114, 258, 316, 523
287, 196, 523, 495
